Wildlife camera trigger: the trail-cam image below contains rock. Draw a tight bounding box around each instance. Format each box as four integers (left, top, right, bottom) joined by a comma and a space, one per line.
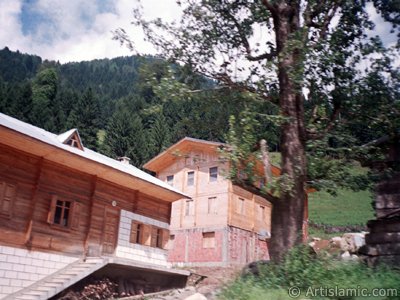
341, 251, 351, 260
184, 292, 208, 300
311, 239, 330, 253
340, 233, 366, 253
242, 260, 270, 276
330, 236, 342, 248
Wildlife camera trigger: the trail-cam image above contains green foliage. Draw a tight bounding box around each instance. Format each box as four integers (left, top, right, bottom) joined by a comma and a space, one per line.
30, 68, 58, 131
219, 246, 400, 300
67, 88, 101, 150
102, 108, 149, 167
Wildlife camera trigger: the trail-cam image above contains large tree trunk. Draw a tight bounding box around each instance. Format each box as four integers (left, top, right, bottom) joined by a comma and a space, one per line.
268, 3, 307, 261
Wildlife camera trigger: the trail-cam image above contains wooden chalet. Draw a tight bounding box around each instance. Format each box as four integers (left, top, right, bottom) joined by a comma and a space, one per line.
0, 113, 189, 299
144, 137, 282, 267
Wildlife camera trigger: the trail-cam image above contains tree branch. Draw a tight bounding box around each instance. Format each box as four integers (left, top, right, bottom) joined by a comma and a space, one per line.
222, 6, 276, 62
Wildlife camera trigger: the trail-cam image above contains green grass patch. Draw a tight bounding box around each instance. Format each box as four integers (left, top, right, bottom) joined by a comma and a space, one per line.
218, 247, 400, 300
309, 189, 374, 227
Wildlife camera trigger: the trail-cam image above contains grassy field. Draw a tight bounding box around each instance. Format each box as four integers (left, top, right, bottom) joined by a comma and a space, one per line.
270, 152, 375, 235
308, 189, 374, 227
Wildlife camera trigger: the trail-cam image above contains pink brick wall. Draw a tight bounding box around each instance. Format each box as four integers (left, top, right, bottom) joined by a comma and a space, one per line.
229, 227, 269, 264
168, 227, 269, 266
168, 230, 223, 263
188, 231, 223, 263
168, 233, 186, 262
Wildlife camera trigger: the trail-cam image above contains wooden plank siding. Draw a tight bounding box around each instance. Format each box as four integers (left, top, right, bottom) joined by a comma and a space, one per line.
0, 142, 172, 257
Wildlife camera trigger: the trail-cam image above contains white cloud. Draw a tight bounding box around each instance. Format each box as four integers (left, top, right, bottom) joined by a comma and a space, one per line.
0, 0, 181, 62
0, 0, 33, 53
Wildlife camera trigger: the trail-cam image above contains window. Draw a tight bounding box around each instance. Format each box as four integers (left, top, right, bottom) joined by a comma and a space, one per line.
236, 197, 245, 214
48, 196, 80, 229
156, 228, 163, 248
0, 181, 16, 217
166, 175, 174, 186
209, 167, 218, 182
151, 226, 164, 248
169, 235, 175, 250
187, 171, 194, 186
63, 131, 83, 150
130, 221, 142, 244
54, 200, 71, 226
207, 197, 217, 214
259, 205, 265, 220
185, 199, 194, 216
202, 232, 215, 248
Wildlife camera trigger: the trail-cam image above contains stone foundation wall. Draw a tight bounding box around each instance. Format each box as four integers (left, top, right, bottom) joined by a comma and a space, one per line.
0, 245, 78, 299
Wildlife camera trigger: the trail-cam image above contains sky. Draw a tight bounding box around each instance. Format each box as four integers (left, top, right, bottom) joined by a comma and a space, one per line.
0, 0, 180, 62
0, 0, 397, 63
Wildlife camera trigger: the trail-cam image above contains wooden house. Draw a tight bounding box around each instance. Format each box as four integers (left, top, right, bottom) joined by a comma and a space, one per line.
0, 113, 189, 299
144, 137, 281, 267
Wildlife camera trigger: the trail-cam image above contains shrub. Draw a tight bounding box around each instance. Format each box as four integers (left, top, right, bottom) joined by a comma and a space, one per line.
218, 246, 400, 300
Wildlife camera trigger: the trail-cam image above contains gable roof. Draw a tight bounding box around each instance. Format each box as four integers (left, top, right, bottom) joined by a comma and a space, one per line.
144, 137, 281, 177
144, 137, 225, 172
57, 128, 84, 150
0, 113, 188, 202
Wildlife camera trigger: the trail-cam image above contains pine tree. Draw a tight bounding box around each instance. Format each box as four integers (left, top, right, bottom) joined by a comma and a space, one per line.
67, 88, 100, 150
149, 112, 171, 157
103, 109, 149, 167
30, 68, 58, 131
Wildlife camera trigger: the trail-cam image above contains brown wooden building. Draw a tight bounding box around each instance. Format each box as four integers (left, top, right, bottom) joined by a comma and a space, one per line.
0, 113, 189, 299
144, 137, 281, 266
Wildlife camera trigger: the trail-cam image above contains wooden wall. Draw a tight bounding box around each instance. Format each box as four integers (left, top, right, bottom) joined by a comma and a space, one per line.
229, 185, 272, 234
158, 149, 230, 230
0, 143, 171, 257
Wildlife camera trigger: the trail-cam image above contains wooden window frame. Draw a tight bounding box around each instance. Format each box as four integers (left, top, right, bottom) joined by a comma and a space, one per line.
47, 195, 80, 230
209, 167, 218, 182
130, 221, 143, 244
187, 171, 195, 186
259, 205, 265, 220
207, 197, 217, 215
185, 199, 194, 216
236, 197, 245, 215
202, 232, 216, 248
166, 175, 174, 186
0, 181, 16, 218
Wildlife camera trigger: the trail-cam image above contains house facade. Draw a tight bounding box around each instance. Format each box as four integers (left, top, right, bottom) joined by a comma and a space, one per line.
144, 138, 278, 267
0, 113, 189, 299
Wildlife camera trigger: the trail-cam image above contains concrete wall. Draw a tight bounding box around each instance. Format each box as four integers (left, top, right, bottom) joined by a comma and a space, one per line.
116, 210, 170, 267
0, 245, 78, 299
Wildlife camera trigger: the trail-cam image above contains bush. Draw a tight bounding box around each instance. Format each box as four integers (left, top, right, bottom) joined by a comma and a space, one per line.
218, 246, 400, 300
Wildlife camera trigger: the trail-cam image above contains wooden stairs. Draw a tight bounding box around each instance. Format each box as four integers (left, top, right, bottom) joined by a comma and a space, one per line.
4, 257, 108, 300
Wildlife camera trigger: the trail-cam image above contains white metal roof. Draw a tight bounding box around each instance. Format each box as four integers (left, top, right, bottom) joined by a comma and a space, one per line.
0, 112, 187, 198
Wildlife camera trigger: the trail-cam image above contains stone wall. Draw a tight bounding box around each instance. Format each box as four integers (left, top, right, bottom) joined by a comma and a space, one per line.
115, 210, 170, 267
0, 245, 78, 299
361, 172, 400, 265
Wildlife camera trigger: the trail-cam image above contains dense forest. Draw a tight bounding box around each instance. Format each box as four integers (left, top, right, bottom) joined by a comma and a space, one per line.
1, 46, 398, 179
0, 47, 279, 167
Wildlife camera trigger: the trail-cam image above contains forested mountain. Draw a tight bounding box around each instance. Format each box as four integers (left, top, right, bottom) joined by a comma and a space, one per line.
0, 47, 271, 167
